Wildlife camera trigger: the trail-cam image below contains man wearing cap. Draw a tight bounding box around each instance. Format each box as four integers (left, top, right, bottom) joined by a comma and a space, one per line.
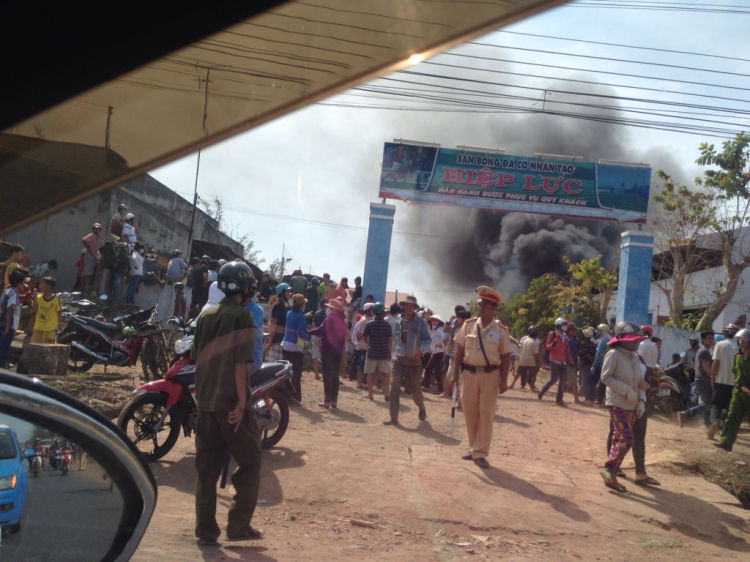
166, 250, 189, 284
452, 286, 512, 469
384, 295, 432, 426
110, 203, 137, 236
282, 294, 311, 403
81, 222, 102, 294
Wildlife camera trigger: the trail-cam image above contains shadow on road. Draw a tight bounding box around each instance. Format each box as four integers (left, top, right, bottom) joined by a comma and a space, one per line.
395, 421, 461, 446
199, 543, 277, 561
152, 447, 305, 508
621, 487, 750, 552
470, 466, 591, 522
494, 415, 530, 428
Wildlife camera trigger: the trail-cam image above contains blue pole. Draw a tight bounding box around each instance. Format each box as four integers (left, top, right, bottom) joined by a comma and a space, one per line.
362, 203, 396, 304
615, 230, 654, 326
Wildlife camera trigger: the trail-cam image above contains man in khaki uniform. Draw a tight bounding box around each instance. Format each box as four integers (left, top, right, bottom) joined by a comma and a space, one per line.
452, 286, 512, 469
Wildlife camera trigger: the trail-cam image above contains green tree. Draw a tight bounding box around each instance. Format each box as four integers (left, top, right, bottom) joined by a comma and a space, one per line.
694, 132, 750, 329
561, 255, 618, 325
650, 170, 713, 327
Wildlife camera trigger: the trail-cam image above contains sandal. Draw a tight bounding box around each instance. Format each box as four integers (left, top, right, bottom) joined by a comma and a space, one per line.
600, 471, 627, 493
635, 476, 661, 486
226, 527, 263, 541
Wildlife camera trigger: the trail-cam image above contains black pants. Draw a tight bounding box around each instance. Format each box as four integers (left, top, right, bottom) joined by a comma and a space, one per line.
282, 350, 304, 402
421, 352, 444, 392
517, 365, 539, 389
607, 409, 647, 474
321, 352, 341, 405
709, 383, 734, 427
195, 409, 261, 542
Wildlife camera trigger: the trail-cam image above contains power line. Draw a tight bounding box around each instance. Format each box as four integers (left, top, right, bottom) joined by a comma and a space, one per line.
494, 30, 750, 65
462, 42, 750, 80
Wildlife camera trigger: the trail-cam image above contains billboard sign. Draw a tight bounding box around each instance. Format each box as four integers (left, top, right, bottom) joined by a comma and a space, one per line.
378, 142, 649, 223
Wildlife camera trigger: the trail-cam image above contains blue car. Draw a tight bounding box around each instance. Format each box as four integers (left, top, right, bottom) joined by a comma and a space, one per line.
0, 424, 28, 534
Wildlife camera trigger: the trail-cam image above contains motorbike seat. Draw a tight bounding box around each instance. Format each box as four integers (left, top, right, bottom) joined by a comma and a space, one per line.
77, 316, 120, 334
251, 361, 287, 386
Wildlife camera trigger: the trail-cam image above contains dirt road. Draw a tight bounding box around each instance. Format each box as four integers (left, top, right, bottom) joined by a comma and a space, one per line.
132, 371, 750, 561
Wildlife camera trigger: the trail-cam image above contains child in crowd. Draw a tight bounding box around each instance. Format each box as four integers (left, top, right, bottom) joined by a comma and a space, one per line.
26, 276, 63, 344
1, 243, 27, 285
173, 282, 187, 320
0, 269, 27, 367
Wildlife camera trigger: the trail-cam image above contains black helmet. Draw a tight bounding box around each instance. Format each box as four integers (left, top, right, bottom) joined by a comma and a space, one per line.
174, 282, 184, 291
311, 277, 320, 286
218, 262, 255, 295
172, 249, 182, 258
724, 323, 740, 337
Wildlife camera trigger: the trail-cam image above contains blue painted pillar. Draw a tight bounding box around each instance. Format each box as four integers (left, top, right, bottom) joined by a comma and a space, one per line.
616, 230, 654, 325
362, 203, 396, 304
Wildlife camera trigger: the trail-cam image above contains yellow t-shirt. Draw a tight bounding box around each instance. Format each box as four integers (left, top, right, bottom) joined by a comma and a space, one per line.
4, 261, 20, 285
33, 293, 62, 332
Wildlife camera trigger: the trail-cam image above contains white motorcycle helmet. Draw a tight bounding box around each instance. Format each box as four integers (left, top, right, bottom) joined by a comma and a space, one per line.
554, 317, 568, 327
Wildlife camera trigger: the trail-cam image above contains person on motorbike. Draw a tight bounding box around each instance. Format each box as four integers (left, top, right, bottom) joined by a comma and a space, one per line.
191, 261, 263, 544
267, 283, 291, 362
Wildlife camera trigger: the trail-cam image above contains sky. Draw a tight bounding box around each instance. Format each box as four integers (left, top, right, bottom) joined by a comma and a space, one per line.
150, 1, 750, 319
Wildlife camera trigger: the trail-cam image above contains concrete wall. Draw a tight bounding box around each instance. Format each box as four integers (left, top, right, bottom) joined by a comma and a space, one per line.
652, 325, 700, 366
5, 173, 244, 292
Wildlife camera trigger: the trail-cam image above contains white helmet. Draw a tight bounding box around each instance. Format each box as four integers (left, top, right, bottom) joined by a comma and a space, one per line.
554, 317, 568, 327
735, 329, 750, 341
124, 213, 135, 220
597, 323, 610, 334
362, 303, 374, 312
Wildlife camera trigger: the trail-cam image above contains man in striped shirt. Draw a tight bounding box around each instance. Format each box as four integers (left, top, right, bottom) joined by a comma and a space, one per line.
362, 302, 392, 401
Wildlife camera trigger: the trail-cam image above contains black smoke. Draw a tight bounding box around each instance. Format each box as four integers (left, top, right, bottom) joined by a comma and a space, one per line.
395, 78, 688, 301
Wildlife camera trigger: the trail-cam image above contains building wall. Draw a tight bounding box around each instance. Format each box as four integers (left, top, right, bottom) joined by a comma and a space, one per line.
4, 173, 244, 292
609, 265, 750, 333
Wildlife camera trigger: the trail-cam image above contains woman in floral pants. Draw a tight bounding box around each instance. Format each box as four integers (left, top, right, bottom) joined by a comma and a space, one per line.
600, 322, 651, 493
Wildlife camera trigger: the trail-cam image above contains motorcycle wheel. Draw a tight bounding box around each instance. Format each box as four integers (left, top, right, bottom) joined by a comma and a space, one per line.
141, 339, 168, 380
258, 390, 290, 449
117, 393, 180, 462
58, 333, 96, 372
62, 464, 68, 475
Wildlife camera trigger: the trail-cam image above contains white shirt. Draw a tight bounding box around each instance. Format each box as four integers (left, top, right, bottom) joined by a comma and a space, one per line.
352, 316, 370, 350
129, 251, 143, 276
712, 339, 738, 386
638, 338, 659, 368
430, 326, 447, 354
121, 223, 136, 246
385, 314, 399, 356
198, 281, 225, 318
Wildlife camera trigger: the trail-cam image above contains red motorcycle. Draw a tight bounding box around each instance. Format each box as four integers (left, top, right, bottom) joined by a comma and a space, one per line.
117, 337, 294, 462
58, 306, 164, 375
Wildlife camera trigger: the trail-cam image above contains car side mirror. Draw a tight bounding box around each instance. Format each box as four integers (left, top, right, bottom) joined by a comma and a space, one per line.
0, 370, 156, 560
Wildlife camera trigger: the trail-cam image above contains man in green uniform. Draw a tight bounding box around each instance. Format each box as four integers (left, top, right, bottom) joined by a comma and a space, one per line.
716, 328, 750, 452
192, 261, 263, 544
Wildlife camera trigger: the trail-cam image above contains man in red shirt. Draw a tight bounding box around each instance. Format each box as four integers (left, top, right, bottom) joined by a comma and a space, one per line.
538, 317, 574, 407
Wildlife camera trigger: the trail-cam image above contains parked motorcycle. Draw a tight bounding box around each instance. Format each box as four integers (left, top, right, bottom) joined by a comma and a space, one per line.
117, 335, 294, 462
58, 306, 161, 372
648, 362, 690, 418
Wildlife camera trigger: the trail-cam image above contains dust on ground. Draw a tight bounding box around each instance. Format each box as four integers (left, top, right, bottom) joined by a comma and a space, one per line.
43, 366, 750, 560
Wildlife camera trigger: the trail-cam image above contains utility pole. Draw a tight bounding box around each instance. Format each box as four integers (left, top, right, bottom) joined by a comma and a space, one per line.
187, 67, 211, 260
105, 106, 113, 148
280, 244, 292, 279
